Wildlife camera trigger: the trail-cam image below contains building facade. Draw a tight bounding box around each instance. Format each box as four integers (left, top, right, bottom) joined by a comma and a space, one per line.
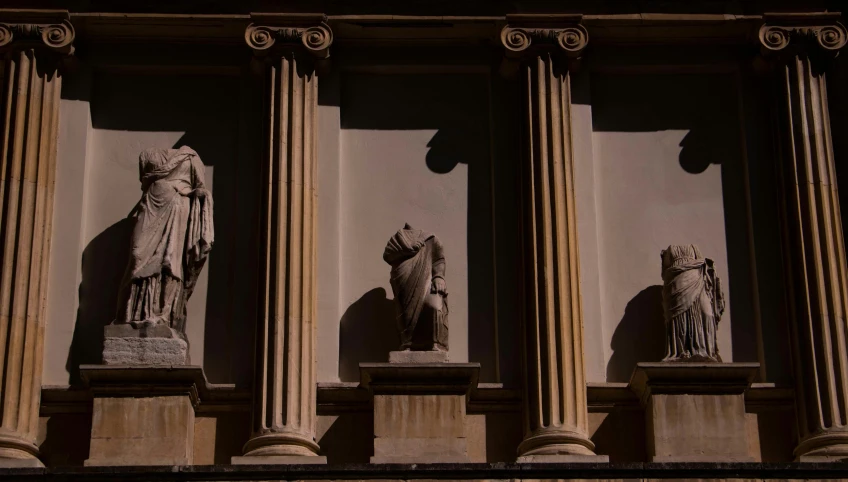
1, 1, 848, 480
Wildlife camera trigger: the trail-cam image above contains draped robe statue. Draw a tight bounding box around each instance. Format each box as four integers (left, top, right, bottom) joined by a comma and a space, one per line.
661, 244, 725, 362
112, 146, 214, 340
383, 224, 449, 351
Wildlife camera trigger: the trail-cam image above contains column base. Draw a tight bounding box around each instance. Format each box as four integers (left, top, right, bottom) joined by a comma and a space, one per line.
795, 432, 848, 461
80, 365, 206, 466
0, 434, 43, 468
630, 362, 759, 463
238, 431, 323, 462
516, 429, 602, 462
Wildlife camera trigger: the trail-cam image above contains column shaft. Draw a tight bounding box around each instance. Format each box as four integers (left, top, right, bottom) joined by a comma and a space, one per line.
517, 52, 596, 459
759, 19, 848, 460
243, 53, 320, 458
779, 53, 848, 460
0, 48, 60, 464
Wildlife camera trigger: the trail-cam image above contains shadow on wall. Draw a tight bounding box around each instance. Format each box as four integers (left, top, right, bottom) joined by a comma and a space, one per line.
338, 288, 398, 381
65, 219, 132, 385
606, 285, 666, 382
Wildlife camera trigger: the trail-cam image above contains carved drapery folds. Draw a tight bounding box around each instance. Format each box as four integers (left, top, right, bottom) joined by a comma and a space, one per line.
239, 14, 331, 462
0, 11, 74, 466
760, 14, 848, 461
501, 15, 603, 462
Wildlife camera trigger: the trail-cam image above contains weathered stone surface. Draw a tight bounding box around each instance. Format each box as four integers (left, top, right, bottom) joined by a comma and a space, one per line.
517, 454, 611, 463
362, 363, 479, 463
103, 336, 188, 365
630, 362, 759, 463
86, 395, 194, 466
231, 456, 328, 465
389, 350, 449, 364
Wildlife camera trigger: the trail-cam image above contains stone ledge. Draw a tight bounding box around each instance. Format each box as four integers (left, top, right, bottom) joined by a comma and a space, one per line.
629, 362, 760, 405
79, 365, 219, 407
3, 462, 848, 480
359, 363, 480, 395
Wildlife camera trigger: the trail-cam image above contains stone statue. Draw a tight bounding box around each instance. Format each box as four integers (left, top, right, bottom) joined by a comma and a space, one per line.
111, 146, 214, 342
383, 224, 449, 352
661, 244, 725, 362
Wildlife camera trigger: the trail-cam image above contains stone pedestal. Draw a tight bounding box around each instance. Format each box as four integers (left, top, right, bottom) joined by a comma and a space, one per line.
360, 362, 479, 463
629, 362, 759, 462
80, 365, 209, 466
102, 324, 189, 365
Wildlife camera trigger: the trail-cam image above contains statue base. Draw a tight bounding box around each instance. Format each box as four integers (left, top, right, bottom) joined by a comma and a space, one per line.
80, 365, 208, 466
629, 362, 760, 462
389, 350, 449, 363
360, 362, 479, 463
102, 324, 188, 365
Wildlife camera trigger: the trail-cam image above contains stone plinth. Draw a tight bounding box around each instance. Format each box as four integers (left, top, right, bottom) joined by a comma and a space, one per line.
102, 324, 188, 365
80, 365, 209, 466
389, 350, 449, 364
360, 362, 480, 463
629, 362, 760, 463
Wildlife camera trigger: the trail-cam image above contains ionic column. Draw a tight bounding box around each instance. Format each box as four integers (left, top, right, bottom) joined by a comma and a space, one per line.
759, 15, 848, 461
234, 14, 332, 464
501, 15, 606, 463
0, 12, 73, 468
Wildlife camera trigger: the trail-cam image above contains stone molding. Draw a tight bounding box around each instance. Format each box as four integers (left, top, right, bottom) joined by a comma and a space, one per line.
629, 362, 760, 406
501, 14, 588, 59
245, 13, 332, 59
79, 365, 213, 408
0, 10, 74, 55
359, 363, 481, 395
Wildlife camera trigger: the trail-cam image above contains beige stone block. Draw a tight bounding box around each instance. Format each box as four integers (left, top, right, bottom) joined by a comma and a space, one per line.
374, 394, 466, 438
86, 395, 194, 466
193, 416, 216, 465
466, 413, 486, 463
372, 437, 469, 463
649, 393, 752, 462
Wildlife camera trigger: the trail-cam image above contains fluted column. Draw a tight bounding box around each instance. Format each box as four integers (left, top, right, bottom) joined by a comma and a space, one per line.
0, 12, 73, 467
501, 15, 606, 463
236, 14, 332, 463
759, 15, 848, 461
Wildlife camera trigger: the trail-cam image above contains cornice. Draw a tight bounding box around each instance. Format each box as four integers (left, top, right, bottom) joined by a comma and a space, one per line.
245, 13, 333, 59
0, 9, 74, 55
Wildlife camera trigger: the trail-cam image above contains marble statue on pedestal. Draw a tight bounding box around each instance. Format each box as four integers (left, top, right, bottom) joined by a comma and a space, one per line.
383, 224, 449, 354
104, 146, 214, 365
661, 244, 725, 363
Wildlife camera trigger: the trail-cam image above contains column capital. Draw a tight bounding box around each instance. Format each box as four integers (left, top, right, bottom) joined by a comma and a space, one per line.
245, 13, 333, 59
501, 14, 588, 59
0, 10, 74, 55
758, 13, 846, 59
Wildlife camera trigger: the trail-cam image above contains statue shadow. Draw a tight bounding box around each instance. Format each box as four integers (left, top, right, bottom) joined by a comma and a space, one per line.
65, 218, 132, 386
338, 288, 398, 382
606, 285, 666, 382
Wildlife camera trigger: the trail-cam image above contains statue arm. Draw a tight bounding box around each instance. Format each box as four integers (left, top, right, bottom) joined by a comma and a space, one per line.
430, 237, 446, 294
